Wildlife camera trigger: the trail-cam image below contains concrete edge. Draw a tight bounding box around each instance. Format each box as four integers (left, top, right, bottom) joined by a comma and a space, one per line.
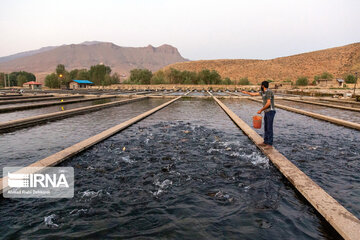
0, 95, 54, 100
210, 93, 360, 240
0, 96, 117, 113
0, 95, 183, 195
248, 98, 360, 131
0, 97, 149, 132
316, 98, 360, 105
282, 98, 360, 112
0, 95, 84, 105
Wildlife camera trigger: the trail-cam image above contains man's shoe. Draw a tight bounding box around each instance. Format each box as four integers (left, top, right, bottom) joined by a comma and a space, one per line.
259, 143, 273, 148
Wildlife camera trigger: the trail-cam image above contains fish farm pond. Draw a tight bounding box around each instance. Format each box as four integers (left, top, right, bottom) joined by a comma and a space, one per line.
0, 91, 359, 239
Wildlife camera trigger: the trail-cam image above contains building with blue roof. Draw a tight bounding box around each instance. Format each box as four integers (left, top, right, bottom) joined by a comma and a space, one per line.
69, 80, 94, 89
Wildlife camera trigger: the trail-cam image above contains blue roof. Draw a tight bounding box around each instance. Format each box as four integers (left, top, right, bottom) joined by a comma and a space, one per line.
73, 80, 93, 84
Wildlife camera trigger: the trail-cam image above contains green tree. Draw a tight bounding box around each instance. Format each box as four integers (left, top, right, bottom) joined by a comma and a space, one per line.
320, 72, 333, 80
238, 77, 250, 85
151, 71, 166, 84
111, 73, 120, 84
181, 70, 198, 84
45, 73, 60, 88
167, 68, 182, 84
296, 77, 309, 86
345, 74, 356, 83
89, 64, 112, 85
8, 71, 36, 86
129, 69, 152, 84
77, 69, 90, 80
222, 77, 232, 85
56, 64, 66, 76
198, 69, 222, 84
16, 75, 28, 86
69, 69, 79, 81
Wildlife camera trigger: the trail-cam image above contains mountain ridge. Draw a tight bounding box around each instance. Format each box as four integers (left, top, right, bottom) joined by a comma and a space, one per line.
163, 42, 360, 83
0, 41, 188, 82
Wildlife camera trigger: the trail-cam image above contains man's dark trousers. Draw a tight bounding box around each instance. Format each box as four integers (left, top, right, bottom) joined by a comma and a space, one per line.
264, 110, 276, 145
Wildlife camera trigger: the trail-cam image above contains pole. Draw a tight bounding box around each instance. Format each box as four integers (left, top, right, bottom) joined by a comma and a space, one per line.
354, 72, 358, 97
4, 73, 6, 88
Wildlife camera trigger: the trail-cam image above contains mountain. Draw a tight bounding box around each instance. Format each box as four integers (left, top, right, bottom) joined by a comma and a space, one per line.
0, 46, 59, 63
0, 42, 188, 82
163, 42, 360, 83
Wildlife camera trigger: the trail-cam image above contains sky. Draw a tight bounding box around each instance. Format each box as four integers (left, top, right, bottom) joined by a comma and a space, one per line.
0, 0, 359, 60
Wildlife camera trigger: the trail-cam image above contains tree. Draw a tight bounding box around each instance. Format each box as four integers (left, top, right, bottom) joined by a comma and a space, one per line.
296, 77, 308, 86
56, 64, 66, 76
77, 69, 90, 80
238, 77, 250, 85
69, 69, 79, 81
181, 70, 198, 84
222, 77, 232, 85
16, 75, 28, 86
345, 74, 356, 83
167, 68, 182, 84
151, 71, 166, 84
320, 72, 333, 80
89, 64, 112, 85
45, 73, 60, 88
7, 71, 36, 86
111, 73, 120, 84
129, 69, 152, 84
198, 69, 222, 85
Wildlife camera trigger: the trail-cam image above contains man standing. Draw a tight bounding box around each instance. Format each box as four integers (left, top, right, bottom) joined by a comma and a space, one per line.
241, 81, 276, 147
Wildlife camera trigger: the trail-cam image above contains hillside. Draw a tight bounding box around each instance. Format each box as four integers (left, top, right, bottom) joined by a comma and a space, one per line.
0, 42, 188, 82
163, 43, 360, 83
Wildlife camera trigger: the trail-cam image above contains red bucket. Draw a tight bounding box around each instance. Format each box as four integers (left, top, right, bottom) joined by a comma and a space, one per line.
253, 115, 262, 129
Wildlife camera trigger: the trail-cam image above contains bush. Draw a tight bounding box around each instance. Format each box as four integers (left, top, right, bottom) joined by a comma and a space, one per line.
320, 72, 333, 80
181, 70, 198, 84
198, 69, 222, 85
238, 77, 250, 85
222, 77, 232, 85
296, 77, 308, 86
151, 71, 166, 84
345, 74, 356, 83
129, 69, 153, 84
45, 73, 60, 88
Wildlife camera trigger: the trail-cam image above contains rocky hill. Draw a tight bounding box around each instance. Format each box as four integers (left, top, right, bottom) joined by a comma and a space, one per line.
0, 42, 188, 82
163, 42, 360, 83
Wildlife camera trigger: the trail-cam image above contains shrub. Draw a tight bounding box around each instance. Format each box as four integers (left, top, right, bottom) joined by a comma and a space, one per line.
222, 77, 232, 85
345, 74, 356, 83
129, 69, 153, 84
296, 77, 308, 86
238, 77, 250, 85
320, 72, 333, 80
45, 73, 61, 88
151, 71, 166, 84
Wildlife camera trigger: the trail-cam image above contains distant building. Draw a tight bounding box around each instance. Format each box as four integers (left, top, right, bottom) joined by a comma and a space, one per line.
316, 79, 333, 87
69, 80, 94, 89
336, 78, 345, 87
23, 81, 42, 90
